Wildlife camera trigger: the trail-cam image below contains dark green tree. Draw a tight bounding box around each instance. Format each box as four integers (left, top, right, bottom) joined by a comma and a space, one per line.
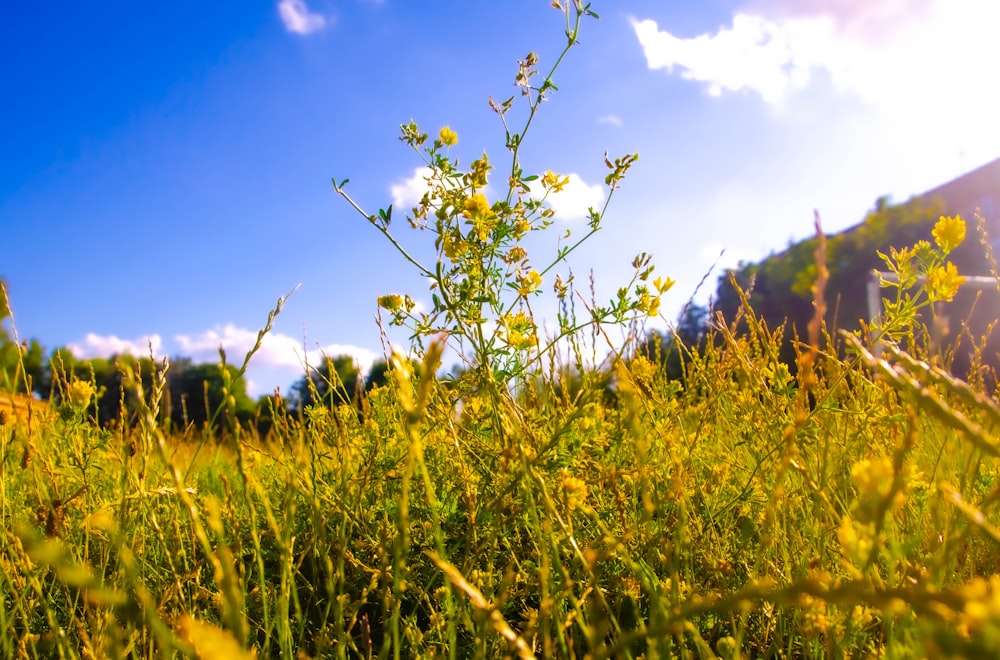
291, 355, 363, 412
0, 280, 45, 396
168, 361, 255, 430
638, 303, 710, 381
365, 359, 390, 391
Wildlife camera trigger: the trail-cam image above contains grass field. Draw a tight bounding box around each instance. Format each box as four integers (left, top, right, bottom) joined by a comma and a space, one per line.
4, 274, 1000, 658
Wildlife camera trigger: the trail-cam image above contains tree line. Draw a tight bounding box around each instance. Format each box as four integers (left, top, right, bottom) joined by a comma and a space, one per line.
0, 291, 391, 434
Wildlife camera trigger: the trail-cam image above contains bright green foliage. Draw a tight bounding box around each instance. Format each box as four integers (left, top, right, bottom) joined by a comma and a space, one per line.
334, 2, 664, 393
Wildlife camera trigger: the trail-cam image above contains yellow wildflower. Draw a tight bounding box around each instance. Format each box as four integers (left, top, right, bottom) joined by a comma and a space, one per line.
932, 215, 966, 254
440, 231, 467, 261
654, 275, 675, 294
378, 294, 413, 315
502, 310, 537, 350
716, 637, 738, 659
636, 291, 661, 317
961, 575, 1000, 633
378, 294, 404, 313
837, 515, 873, 565
553, 273, 569, 298
438, 126, 458, 147
462, 193, 496, 241
504, 245, 527, 264
67, 380, 96, 408
926, 261, 965, 303
559, 468, 588, 511
541, 170, 570, 193
467, 157, 491, 188
517, 269, 543, 295
851, 457, 895, 499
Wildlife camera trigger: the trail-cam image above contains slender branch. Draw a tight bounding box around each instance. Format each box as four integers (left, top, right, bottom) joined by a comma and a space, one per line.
333, 183, 434, 278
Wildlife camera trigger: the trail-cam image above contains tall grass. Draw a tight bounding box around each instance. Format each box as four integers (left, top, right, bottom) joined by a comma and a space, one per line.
4, 224, 1000, 657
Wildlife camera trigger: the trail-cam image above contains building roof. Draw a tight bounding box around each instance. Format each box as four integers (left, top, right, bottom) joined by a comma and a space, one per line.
917, 157, 1000, 231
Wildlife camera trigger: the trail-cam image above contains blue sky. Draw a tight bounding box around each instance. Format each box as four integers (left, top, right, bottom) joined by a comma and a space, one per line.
3, 0, 998, 396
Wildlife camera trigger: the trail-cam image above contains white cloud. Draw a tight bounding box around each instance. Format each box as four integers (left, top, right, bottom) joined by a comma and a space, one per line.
278, 0, 328, 35
68, 333, 164, 359
598, 114, 623, 127
631, 14, 832, 105
390, 166, 434, 210
545, 174, 605, 221
174, 324, 378, 374
632, 1, 1000, 135
631, 1, 1000, 165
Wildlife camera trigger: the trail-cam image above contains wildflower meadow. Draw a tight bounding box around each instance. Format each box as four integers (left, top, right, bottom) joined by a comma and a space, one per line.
3, 3, 1000, 658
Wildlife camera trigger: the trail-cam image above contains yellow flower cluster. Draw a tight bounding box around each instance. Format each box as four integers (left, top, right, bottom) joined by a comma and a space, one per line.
67, 380, 96, 408
851, 456, 909, 513
440, 231, 466, 261
851, 457, 895, 500
932, 214, 966, 255
636, 291, 661, 317
837, 515, 875, 567
516, 269, 542, 295
798, 593, 830, 636
462, 193, 497, 241
504, 245, 527, 264
378, 294, 403, 312
559, 469, 588, 511
926, 260, 966, 303
654, 276, 675, 294
959, 574, 1000, 638
438, 125, 458, 147
501, 310, 537, 350
541, 170, 570, 193
467, 157, 490, 189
